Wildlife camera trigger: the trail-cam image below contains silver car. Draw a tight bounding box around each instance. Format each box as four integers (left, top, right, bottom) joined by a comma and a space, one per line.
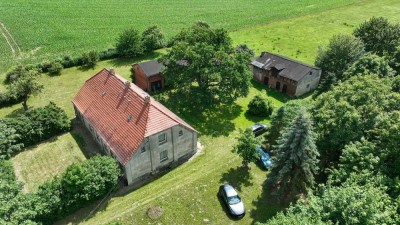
219, 184, 245, 218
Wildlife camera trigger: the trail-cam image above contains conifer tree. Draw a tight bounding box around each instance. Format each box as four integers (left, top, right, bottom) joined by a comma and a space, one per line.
268, 109, 319, 202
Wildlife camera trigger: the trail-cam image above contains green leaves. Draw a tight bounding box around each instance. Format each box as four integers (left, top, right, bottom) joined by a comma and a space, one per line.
232, 128, 259, 166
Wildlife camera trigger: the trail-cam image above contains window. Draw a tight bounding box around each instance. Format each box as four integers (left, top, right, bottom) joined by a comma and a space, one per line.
306, 84, 310, 88
178, 130, 183, 136
158, 133, 167, 145
141, 146, 146, 153
160, 150, 168, 162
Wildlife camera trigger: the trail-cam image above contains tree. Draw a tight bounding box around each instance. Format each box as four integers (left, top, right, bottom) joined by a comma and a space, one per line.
162, 23, 251, 105
47, 61, 63, 75
235, 44, 255, 57
8, 69, 43, 111
313, 72, 337, 96
141, 25, 165, 52
0, 122, 24, 159
389, 44, 400, 74
116, 28, 143, 57
268, 109, 319, 201
353, 17, 400, 56
312, 75, 398, 170
392, 75, 400, 93
266, 99, 307, 147
232, 128, 259, 167
315, 34, 365, 83
343, 53, 395, 79
247, 94, 273, 117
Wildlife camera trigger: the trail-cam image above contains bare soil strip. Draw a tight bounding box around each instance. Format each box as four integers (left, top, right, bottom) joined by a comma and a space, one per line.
0, 21, 21, 56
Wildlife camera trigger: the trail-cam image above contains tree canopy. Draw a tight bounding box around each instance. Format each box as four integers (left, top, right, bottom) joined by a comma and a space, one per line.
162, 22, 252, 105
116, 28, 143, 57
232, 128, 259, 167
343, 53, 395, 79
8, 69, 43, 111
353, 17, 400, 56
268, 109, 319, 202
141, 25, 165, 53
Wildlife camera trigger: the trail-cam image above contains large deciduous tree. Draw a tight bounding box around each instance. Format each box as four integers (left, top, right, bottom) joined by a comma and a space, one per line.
162, 22, 252, 105
315, 34, 365, 79
8, 69, 43, 111
268, 109, 319, 202
353, 17, 400, 56
232, 128, 259, 167
343, 53, 395, 79
141, 25, 165, 53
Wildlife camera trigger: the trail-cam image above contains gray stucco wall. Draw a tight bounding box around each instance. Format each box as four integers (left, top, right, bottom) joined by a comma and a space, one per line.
295, 69, 321, 96
124, 125, 197, 185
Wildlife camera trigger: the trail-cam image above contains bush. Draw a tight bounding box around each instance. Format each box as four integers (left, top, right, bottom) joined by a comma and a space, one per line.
142, 25, 166, 53
47, 61, 63, 75
38, 60, 53, 73
116, 28, 143, 57
5, 65, 38, 83
61, 155, 120, 214
99, 48, 118, 60
0, 91, 21, 107
80, 50, 99, 67
61, 55, 78, 68
247, 94, 273, 117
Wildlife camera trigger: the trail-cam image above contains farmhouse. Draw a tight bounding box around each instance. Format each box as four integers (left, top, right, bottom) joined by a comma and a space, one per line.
132, 60, 165, 93
72, 68, 198, 185
251, 51, 321, 96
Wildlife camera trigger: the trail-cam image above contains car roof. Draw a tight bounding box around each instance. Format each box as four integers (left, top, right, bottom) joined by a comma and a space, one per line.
223, 184, 238, 197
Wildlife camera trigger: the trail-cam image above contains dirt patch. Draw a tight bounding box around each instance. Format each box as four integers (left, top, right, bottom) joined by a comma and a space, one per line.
147, 206, 164, 220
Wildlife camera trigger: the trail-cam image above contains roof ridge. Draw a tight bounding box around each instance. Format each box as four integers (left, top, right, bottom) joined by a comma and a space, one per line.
262, 51, 320, 70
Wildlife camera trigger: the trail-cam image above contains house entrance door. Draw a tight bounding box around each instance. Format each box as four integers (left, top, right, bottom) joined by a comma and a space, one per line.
276, 81, 281, 91
282, 84, 287, 93
151, 80, 163, 92
264, 77, 269, 85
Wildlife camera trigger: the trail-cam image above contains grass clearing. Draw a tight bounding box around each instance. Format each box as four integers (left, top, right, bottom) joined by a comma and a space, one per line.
11, 132, 86, 192
231, 0, 400, 64
0, 0, 361, 73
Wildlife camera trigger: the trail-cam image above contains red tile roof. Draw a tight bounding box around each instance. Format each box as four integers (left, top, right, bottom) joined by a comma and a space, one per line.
72, 68, 196, 165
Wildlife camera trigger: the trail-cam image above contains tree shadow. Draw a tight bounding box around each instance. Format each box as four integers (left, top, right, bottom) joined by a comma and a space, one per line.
244, 111, 270, 123
108, 51, 163, 67
251, 80, 290, 103
220, 166, 253, 192
249, 179, 286, 224
69, 118, 103, 159
154, 89, 241, 137
4, 106, 26, 118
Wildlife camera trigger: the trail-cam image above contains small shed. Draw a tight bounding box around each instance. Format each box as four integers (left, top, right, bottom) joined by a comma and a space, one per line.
132, 60, 165, 93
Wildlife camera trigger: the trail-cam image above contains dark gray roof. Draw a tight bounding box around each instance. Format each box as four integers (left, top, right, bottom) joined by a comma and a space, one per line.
251, 52, 320, 82
138, 60, 163, 77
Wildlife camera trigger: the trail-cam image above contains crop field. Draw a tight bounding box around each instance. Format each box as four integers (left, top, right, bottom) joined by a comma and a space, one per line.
0, 0, 361, 74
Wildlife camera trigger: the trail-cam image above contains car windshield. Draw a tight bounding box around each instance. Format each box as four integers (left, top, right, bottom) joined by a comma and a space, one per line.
228, 195, 241, 205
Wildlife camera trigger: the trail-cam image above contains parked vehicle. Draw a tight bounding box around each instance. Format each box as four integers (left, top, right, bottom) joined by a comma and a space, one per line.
256, 145, 272, 169
251, 123, 268, 137
218, 184, 245, 218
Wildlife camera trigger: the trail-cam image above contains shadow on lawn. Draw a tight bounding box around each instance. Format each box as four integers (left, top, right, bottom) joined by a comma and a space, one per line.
249, 179, 286, 224
108, 52, 163, 67
251, 80, 290, 104
70, 118, 103, 158
220, 165, 253, 192
154, 89, 241, 137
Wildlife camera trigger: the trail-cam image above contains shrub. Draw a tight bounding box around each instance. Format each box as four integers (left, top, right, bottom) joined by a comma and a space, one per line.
61, 55, 78, 68
99, 48, 118, 60
61, 155, 120, 213
38, 60, 53, 73
247, 94, 273, 117
142, 25, 166, 53
0, 91, 21, 107
116, 28, 143, 57
47, 61, 63, 75
80, 50, 99, 67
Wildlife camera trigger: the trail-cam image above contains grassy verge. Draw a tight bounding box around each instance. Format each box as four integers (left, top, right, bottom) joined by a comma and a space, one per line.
231, 0, 400, 65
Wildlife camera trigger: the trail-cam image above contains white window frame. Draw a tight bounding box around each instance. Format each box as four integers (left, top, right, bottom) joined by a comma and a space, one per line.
160, 150, 168, 162
158, 133, 167, 145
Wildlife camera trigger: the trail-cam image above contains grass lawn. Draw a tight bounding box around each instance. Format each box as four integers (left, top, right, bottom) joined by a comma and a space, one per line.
11, 132, 86, 192
0, 0, 361, 73
231, 0, 400, 65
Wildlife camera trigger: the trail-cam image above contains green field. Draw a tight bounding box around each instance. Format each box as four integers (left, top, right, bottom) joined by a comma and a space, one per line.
2, 0, 400, 224
0, 0, 360, 74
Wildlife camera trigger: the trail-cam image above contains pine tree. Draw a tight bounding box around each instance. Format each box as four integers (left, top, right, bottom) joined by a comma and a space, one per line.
268, 109, 319, 202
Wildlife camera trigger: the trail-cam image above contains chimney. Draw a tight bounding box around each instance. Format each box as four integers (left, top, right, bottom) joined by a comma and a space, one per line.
124, 81, 130, 90
109, 67, 115, 75
144, 95, 150, 104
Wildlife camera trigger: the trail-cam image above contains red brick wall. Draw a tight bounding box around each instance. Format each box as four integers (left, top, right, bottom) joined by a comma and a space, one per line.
251, 65, 297, 96
132, 64, 148, 92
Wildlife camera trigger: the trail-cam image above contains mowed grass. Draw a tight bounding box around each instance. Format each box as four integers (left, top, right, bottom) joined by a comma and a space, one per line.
231, 0, 400, 64
0, 0, 361, 73
11, 133, 86, 192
